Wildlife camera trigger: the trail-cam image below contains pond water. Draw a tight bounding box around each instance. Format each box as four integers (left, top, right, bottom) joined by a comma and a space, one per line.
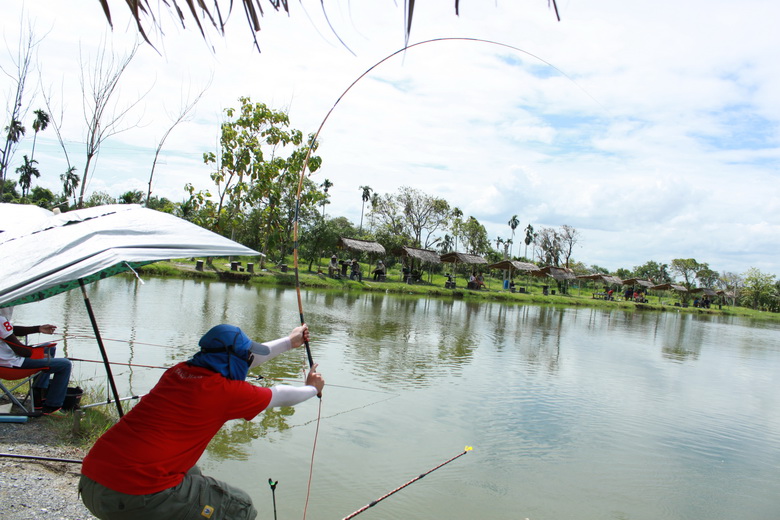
14, 276, 780, 520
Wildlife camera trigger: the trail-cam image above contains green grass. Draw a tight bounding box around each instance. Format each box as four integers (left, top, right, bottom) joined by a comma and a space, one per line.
135, 258, 779, 321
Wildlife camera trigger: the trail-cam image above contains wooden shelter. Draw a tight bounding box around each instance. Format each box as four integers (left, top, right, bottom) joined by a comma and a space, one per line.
396, 246, 441, 283
649, 283, 688, 292
621, 278, 654, 289
397, 246, 441, 265
439, 251, 488, 286
337, 237, 386, 256
690, 288, 718, 296
532, 266, 576, 281
487, 260, 540, 273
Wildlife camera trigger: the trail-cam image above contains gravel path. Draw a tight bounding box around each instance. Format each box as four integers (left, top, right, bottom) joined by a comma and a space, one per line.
0, 417, 96, 520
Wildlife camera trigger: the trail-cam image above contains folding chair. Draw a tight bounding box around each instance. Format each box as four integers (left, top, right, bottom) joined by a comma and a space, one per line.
0, 343, 52, 417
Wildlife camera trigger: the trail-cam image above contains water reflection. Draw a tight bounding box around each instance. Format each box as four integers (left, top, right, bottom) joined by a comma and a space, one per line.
12, 277, 780, 520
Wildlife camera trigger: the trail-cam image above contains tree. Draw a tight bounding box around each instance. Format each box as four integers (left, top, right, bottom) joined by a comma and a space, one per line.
559, 224, 579, 269
119, 190, 145, 204
1, 20, 41, 198
395, 186, 450, 249
718, 271, 743, 306
741, 268, 777, 311
507, 215, 519, 258
633, 260, 671, 284
146, 81, 209, 204
60, 166, 80, 207
77, 40, 143, 207
695, 263, 719, 289
320, 179, 333, 218
450, 207, 463, 251
193, 97, 321, 264
15, 155, 39, 198
536, 227, 561, 266
670, 258, 702, 289
85, 190, 117, 207
29, 109, 49, 163
460, 216, 490, 255
524, 224, 535, 260
359, 185, 372, 233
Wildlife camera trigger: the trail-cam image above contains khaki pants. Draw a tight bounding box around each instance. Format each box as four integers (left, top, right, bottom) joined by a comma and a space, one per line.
79, 466, 257, 520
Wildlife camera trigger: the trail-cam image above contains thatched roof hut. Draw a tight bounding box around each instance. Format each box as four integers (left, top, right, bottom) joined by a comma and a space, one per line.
337, 237, 386, 256
487, 260, 540, 273
649, 283, 688, 292
621, 278, 654, 288
576, 273, 623, 285
439, 252, 488, 266
396, 246, 441, 265
532, 266, 576, 281
690, 287, 718, 297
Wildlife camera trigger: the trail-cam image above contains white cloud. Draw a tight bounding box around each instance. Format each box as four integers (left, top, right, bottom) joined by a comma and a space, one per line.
2, 0, 779, 277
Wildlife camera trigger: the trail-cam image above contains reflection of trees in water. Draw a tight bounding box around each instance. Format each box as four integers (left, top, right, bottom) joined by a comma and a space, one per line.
206, 406, 296, 460
517, 306, 562, 373
661, 314, 702, 361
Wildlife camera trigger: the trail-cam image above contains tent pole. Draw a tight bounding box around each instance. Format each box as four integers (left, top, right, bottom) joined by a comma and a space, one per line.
79, 280, 124, 418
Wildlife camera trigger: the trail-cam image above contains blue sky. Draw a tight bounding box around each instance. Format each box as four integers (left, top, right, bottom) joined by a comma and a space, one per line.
3, 1, 779, 278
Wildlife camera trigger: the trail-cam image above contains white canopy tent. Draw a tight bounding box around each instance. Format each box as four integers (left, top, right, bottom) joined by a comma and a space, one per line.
0, 203, 260, 415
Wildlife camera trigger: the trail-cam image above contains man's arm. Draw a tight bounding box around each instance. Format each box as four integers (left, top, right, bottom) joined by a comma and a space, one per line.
267, 364, 324, 407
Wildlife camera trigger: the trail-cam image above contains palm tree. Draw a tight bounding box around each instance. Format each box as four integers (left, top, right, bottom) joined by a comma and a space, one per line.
320, 179, 333, 218
359, 185, 372, 232
30, 109, 49, 163
451, 207, 463, 252
60, 166, 80, 206
524, 224, 535, 260
508, 214, 519, 258
16, 155, 39, 198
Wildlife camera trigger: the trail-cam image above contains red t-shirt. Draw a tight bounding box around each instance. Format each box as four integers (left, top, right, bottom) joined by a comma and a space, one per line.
81, 362, 272, 495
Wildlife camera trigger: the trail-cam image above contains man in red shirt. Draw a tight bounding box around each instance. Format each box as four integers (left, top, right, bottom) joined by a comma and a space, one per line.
79, 323, 324, 520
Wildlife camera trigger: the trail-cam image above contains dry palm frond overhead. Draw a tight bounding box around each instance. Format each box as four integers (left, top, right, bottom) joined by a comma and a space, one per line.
98, 1, 560, 52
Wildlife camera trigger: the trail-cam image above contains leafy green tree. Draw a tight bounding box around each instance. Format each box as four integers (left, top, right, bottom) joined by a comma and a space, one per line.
85, 190, 117, 207
30, 186, 57, 208
589, 264, 610, 275
15, 155, 39, 198
119, 190, 145, 204
614, 267, 633, 280
670, 258, 702, 289
194, 97, 321, 262
695, 263, 719, 289
741, 268, 777, 311
1, 180, 20, 202
450, 207, 463, 251
299, 216, 356, 271
460, 216, 490, 255
633, 260, 671, 284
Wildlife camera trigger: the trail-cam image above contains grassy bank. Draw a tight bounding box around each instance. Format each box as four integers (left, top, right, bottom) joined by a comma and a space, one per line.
138, 258, 779, 322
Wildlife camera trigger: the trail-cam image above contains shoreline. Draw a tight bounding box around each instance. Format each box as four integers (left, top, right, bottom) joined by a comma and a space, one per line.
0, 418, 94, 519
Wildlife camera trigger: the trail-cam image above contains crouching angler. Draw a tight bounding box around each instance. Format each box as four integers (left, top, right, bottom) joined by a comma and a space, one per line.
79, 323, 324, 520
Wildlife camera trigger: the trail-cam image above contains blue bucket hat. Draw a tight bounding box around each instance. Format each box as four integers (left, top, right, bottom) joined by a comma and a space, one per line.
188, 324, 268, 380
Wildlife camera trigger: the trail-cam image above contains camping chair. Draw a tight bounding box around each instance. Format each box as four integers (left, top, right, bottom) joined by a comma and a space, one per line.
0, 343, 53, 416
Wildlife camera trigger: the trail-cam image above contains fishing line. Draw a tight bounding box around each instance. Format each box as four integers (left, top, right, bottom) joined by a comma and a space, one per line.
291, 36, 590, 518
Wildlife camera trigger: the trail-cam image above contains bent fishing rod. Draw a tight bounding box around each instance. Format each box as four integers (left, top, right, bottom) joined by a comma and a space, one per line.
341, 446, 472, 520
